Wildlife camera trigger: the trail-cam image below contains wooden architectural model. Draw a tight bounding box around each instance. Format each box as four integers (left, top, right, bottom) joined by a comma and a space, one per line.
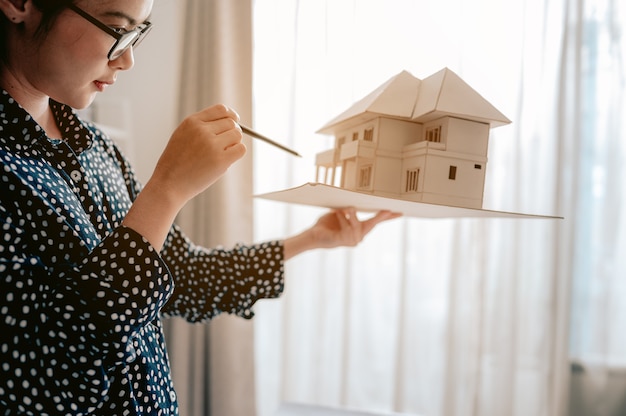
314, 68, 511, 209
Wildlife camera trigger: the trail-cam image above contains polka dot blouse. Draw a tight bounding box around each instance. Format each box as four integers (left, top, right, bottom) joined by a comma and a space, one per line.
0, 89, 285, 415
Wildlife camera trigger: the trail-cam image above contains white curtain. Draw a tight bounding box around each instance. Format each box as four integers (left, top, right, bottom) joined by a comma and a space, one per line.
565, 1, 626, 415
163, 1, 256, 415
251, 1, 626, 416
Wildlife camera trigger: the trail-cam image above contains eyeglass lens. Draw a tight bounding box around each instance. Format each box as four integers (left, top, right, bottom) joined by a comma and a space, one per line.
109, 26, 152, 60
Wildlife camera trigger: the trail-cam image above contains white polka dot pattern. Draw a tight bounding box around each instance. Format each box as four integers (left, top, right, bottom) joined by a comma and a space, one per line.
0, 89, 285, 415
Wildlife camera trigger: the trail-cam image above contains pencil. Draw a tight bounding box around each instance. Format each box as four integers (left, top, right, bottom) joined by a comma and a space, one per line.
239, 124, 302, 157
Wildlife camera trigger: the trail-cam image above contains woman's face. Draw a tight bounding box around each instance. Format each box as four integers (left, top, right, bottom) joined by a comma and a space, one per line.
22, 0, 154, 109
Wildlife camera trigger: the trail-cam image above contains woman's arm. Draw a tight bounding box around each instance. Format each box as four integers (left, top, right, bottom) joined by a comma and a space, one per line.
123, 104, 246, 251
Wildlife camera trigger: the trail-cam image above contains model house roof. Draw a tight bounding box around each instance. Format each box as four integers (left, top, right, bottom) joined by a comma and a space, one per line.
317, 68, 511, 134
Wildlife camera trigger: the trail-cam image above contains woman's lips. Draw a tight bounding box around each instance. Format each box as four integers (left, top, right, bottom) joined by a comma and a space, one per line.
94, 80, 112, 91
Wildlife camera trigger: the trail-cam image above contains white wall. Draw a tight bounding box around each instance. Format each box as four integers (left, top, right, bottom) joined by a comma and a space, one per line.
91, 0, 185, 184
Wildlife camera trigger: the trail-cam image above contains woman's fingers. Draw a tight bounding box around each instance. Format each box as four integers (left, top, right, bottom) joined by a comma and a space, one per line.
151, 104, 247, 204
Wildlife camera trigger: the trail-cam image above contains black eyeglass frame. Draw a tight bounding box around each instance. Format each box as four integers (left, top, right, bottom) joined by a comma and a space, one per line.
67, 4, 153, 61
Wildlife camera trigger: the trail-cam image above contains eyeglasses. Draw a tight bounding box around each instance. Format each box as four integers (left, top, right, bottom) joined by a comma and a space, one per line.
67, 4, 153, 61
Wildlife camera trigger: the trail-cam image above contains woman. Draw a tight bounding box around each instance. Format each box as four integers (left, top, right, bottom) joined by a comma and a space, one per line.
0, 0, 399, 414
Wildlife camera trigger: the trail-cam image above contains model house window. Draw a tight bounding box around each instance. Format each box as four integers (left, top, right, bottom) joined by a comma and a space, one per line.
449, 165, 457, 180
363, 128, 374, 141
405, 168, 420, 192
425, 126, 441, 142
358, 165, 372, 188
337, 136, 346, 147
352, 132, 359, 141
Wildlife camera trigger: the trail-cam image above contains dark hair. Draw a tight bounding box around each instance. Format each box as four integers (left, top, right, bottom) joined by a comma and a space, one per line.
0, 0, 74, 66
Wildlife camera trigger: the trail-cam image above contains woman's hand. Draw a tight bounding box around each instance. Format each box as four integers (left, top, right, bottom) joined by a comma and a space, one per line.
283, 208, 402, 260
123, 104, 246, 251
150, 104, 247, 205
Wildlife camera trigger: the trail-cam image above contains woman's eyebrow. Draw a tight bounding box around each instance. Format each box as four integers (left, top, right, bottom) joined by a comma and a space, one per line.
102, 10, 152, 26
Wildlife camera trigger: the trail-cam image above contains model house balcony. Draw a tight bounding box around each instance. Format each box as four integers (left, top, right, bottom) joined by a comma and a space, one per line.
339, 140, 375, 160
315, 148, 339, 167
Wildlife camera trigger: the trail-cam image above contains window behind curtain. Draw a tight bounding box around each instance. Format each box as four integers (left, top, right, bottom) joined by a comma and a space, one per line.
569, 0, 626, 367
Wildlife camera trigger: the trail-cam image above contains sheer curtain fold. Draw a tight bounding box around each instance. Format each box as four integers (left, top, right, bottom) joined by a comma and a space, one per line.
164, 1, 256, 416
565, 1, 626, 415
253, 0, 625, 415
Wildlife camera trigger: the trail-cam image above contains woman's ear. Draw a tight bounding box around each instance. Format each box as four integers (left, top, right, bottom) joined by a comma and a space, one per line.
0, 0, 29, 24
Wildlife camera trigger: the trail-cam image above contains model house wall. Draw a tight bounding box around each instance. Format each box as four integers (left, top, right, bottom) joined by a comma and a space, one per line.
314, 68, 510, 209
